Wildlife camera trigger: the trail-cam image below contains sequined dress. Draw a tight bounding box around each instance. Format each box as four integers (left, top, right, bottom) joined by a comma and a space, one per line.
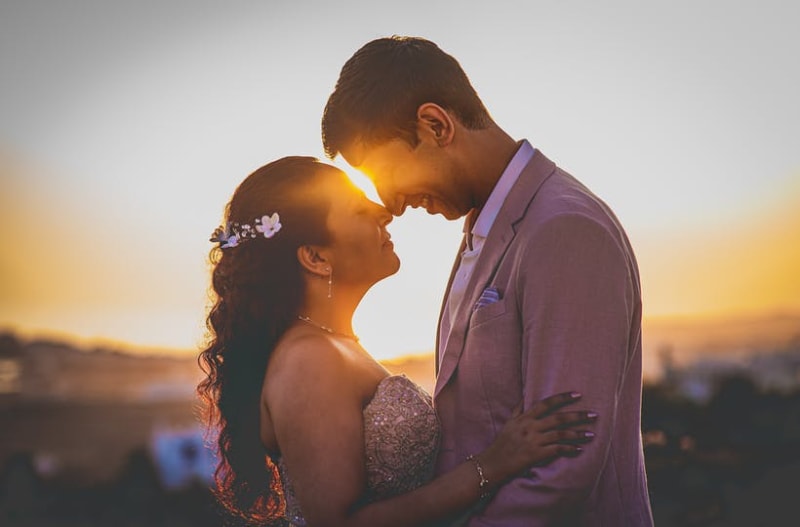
277, 374, 441, 526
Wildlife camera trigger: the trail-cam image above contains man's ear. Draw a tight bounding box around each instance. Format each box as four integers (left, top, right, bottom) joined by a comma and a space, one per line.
297, 245, 331, 277
416, 103, 455, 147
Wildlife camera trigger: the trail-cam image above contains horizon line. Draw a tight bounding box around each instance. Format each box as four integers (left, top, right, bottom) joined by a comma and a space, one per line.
3, 307, 800, 358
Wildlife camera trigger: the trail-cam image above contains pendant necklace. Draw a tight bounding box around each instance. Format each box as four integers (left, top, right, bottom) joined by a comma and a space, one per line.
297, 315, 360, 343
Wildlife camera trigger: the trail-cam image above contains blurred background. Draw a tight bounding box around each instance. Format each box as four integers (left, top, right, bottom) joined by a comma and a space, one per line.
1, 1, 798, 525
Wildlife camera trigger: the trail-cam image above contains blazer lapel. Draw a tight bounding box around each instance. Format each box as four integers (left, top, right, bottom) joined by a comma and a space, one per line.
434, 150, 557, 398
435, 235, 467, 376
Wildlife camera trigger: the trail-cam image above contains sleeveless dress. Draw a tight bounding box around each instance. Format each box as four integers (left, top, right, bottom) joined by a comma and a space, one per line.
277, 374, 441, 526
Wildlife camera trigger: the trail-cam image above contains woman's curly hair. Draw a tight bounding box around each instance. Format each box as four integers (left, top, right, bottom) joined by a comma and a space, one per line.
197, 157, 334, 524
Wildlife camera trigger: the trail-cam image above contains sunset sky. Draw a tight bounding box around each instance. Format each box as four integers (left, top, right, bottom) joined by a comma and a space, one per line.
1, 1, 798, 361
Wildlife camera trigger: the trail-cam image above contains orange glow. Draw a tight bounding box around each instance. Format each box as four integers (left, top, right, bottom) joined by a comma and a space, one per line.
330, 157, 382, 203
635, 180, 800, 318
2, 147, 798, 360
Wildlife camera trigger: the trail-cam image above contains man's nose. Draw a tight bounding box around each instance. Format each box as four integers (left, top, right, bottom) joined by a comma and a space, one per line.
377, 188, 404, 216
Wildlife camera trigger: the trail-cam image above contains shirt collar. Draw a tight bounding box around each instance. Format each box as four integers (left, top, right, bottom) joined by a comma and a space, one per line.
466, 139, 535, 239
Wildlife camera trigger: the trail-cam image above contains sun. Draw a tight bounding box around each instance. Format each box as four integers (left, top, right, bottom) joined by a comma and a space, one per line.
329, 157, 381, 203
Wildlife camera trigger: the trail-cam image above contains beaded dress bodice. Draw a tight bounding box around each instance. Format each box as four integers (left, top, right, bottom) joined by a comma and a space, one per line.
277, 375, 440, 526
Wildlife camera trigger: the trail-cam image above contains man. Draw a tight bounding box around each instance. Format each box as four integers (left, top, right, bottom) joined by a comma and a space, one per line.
322, 36, 653, 526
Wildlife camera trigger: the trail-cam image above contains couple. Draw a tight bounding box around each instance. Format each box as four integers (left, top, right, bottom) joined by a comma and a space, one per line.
198, 37, 654, 526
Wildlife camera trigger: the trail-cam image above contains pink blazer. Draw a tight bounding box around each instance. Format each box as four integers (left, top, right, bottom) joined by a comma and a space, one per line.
434, 150, 654, 526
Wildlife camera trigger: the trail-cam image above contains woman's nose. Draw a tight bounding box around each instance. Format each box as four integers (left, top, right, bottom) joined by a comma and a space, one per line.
374, 203, 393, 226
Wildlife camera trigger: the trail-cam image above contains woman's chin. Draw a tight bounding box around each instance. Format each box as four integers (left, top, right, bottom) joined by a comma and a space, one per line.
382, 255, 401, 279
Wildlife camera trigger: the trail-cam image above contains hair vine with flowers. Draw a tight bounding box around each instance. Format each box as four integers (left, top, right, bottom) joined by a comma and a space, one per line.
210, 213, 282, 249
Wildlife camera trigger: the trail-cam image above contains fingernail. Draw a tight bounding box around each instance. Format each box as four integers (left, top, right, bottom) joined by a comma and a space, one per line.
587, 412, 598, 419
570, 391, 582, 398
583, 431, 595, 438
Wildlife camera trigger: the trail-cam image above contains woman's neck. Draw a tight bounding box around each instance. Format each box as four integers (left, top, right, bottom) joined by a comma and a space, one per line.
298, 282, 364, 339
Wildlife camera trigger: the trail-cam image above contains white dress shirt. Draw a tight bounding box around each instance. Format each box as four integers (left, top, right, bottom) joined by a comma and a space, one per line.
439, 140, 536, 368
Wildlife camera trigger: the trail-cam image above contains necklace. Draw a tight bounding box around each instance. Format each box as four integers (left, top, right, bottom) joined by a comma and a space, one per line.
296, 315, 360, 342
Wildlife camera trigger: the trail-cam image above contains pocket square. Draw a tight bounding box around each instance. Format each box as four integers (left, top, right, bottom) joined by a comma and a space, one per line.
474, 286, 501, 309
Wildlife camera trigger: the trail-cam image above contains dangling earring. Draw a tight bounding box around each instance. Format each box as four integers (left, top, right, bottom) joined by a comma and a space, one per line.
327, 267, 333, 299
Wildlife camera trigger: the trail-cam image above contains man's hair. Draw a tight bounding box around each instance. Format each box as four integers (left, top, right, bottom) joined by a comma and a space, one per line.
321, 36, 492, 159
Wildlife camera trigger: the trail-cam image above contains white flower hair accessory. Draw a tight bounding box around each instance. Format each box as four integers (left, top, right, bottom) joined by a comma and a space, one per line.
255, 213, 282, 238
210, 212, 282, 249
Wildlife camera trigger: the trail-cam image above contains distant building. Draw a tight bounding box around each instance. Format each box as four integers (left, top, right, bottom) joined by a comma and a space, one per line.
0, 332, 209, 484
0, 334, 201, 403
150, 425, 216, 490
0, 333, 23, 396
659, 343, 800, 402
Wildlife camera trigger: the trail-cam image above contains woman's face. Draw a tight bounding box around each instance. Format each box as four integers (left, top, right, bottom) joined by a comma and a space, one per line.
321, 169, 400, 289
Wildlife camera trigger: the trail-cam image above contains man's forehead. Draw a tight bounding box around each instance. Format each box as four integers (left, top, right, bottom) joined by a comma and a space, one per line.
340, 138, 368, 168
342, 138, 406, 172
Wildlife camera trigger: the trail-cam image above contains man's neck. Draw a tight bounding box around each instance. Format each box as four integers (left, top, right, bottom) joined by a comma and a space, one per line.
461, 124, 520, 211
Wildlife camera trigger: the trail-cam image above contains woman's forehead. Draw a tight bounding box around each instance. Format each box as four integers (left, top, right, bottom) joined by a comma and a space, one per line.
319, 169, 364, 202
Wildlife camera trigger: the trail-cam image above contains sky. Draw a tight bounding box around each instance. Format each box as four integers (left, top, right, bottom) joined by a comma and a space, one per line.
1, 1, 798, 360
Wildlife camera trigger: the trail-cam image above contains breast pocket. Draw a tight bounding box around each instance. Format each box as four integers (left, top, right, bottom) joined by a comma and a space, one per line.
469, 299, 508, 328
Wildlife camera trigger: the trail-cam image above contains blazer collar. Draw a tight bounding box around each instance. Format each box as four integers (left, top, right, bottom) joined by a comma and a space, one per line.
434, 149, 557, 398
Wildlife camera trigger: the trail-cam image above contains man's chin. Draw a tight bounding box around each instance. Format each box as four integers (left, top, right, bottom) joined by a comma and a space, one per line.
423, 202, 441, 217
434, 208, 464, 221
422, 199, 465, 220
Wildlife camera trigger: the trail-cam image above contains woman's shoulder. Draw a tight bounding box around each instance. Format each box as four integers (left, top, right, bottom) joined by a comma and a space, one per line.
265, 330, 367, 410
270, 331, 348, 383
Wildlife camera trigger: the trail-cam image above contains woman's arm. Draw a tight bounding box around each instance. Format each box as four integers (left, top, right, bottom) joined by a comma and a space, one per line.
268, 335, 593, 527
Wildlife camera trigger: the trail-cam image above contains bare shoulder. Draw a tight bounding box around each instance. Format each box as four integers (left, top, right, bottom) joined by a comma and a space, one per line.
265, 331, 359, 409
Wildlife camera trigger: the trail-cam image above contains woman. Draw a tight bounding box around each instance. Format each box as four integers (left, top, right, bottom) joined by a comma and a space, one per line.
198, 157, 596, 526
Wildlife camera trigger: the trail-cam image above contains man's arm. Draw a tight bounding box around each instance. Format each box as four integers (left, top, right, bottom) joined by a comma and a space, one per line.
468, 212, 638, 526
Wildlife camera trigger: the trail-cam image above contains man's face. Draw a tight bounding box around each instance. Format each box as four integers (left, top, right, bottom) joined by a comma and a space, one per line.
341, 138, 471, 220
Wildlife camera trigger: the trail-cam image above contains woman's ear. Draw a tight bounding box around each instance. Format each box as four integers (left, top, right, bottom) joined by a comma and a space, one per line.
416, 102, 455, 147
297, 245, 331, 277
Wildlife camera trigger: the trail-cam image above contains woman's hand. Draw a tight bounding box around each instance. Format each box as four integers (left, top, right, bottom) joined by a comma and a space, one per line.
477, 392, 597, 487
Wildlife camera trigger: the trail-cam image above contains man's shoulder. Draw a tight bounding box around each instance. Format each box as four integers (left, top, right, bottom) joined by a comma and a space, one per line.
525, 168, 617, 227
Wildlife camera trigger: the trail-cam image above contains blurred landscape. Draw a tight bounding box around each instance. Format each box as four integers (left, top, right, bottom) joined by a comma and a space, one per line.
2, 2, 797, 525
1, 312, 799, 526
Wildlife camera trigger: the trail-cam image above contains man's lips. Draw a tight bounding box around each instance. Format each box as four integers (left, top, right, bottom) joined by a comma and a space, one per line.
407, 195, 432, 211
391, 194, 434, 216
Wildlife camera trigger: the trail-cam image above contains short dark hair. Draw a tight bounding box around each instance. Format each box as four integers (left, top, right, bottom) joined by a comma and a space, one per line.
321, 36, 492, 159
